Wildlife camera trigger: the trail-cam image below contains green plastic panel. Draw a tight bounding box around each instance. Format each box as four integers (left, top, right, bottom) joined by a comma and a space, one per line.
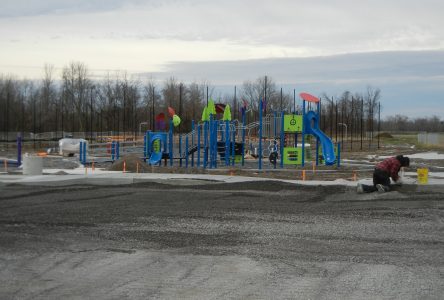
283, 147, 302, 165
284, 115, 303, 133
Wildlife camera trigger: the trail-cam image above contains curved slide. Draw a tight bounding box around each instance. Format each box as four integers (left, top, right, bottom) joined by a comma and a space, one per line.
149, 135, 163, 165
304, 111, 336, 165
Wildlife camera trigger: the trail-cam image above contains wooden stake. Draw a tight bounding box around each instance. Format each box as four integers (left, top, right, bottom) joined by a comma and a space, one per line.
136, 162, 139, 174
92, 159, 95, 172
4, 160, 7, 172
312, 161, 316, 174
302, 169, 306, 181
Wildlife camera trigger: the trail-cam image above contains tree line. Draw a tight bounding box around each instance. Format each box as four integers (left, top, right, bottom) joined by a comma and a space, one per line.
1, 62, 441, 144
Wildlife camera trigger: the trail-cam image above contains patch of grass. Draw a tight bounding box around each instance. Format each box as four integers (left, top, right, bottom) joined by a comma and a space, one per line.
380, 134, 444, 151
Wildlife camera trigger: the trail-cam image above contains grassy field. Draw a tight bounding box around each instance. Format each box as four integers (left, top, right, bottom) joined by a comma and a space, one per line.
381, 133, 444, 150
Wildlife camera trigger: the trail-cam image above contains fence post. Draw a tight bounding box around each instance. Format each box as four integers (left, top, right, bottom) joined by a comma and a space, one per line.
17, 136, 22, 166
83, 141, 87, 164
337, 142, 341, 167
79, 141, 83, 163
111, 141, 115, 161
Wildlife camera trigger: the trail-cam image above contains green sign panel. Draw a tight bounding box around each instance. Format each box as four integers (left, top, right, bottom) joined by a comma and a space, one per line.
152, 139, 161, 152
284, 114, 303, 133
283, 147, 302, 165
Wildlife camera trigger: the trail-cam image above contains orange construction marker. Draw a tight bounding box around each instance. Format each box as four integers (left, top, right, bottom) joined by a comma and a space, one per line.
302, 169, 306, 181
123, 160, 126, 173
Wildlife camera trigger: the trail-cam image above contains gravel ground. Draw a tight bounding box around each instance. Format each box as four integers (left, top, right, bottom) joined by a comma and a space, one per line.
0, 181, 443, 299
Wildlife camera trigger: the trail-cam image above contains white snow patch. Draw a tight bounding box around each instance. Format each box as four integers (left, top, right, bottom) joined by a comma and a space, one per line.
368, 152, 444, 160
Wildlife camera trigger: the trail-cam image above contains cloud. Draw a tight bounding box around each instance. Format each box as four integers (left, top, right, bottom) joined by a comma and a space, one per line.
148, 50, 444, 84
140, 50, 444, 118
1, 0, 443, 54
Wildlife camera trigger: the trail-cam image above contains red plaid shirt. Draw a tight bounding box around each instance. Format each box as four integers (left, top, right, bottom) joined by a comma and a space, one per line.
376, 157, 401, 181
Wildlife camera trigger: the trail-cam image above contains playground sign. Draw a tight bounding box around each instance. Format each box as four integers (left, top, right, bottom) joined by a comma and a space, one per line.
284, 115, 303, 133
283, 147, 302, 165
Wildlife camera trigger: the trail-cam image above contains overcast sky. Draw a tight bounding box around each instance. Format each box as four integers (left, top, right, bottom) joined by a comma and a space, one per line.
1, 0, 443, 117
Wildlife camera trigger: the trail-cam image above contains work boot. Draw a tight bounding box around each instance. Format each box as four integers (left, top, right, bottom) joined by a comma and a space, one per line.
376, 184, 389, 193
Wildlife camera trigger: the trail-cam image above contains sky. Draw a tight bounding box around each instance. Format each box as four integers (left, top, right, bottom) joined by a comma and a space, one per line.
0, 0, 443, 118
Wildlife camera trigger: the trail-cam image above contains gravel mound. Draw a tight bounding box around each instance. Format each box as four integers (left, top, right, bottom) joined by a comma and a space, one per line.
108, 154, 152, 173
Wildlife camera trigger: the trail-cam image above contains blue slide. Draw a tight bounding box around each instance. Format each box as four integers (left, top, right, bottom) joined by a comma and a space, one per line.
149, 135, 163, 165
304, 111, 336, 165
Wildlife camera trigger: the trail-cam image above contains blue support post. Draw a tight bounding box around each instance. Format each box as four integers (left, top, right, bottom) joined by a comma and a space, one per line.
213, 118, 218, 168
258, 99, 263, 170
241, 109, 246, 166
302, 100, 306, 167
179, 134, 182, 167
231, 122, 235, 166
225, 120, 229, 166
169, 120, 173, 166
83, 141, 87, 164
316, 101, 321, 166
280, 111, 284, 168
191, 120, 195, 167
197, 123, 201, 167
17, 136, 22, 166
185, 135, 189, 168
203, 121, 208, 168
79, 141, 83, 163
209, 115, 213, 169
143, 134, 147, 161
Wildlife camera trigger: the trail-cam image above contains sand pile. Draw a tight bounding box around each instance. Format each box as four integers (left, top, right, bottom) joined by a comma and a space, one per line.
108, 154, 152, 173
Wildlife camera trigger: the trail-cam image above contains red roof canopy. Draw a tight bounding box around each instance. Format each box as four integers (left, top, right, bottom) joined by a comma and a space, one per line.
299, 92, 320, 103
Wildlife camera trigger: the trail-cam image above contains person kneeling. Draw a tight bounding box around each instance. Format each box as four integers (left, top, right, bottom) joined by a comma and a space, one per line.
357, 155, 410, 193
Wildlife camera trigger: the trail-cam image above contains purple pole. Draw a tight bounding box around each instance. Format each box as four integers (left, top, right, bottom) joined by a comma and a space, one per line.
17, 136, 22, 166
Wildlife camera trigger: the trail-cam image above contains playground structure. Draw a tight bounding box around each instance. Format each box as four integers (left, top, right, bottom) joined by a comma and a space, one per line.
0, 136, 22, 168
2, 92, 340, 171
79, 92, 340, 169
109, 92, 340, 170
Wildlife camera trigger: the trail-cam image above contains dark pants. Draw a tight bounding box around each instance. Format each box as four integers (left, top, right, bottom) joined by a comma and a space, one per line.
361, 168, 391, 193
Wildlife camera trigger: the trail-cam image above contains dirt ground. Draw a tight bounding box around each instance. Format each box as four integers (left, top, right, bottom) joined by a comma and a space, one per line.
0, 180, 443, 299
1, 139, 444, 298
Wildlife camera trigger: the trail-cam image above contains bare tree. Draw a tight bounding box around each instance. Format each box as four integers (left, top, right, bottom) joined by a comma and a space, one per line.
61, 62, 91, 132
